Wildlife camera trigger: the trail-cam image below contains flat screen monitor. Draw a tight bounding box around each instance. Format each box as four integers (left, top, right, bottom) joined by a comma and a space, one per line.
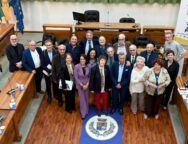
73, 11, 85, 24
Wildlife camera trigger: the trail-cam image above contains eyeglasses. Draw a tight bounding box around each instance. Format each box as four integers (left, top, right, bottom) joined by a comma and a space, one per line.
130, 50, 136, 51
11, 39, 17, 41
118, 39, 125, 41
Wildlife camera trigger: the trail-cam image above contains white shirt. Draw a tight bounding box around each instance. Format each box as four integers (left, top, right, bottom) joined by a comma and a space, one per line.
117, 45, 127, 55
99, 67, 105, 92
129, 66, 149, 94
30, 49, 40, 68
85, 40, 94, 55
118, 64, 124, 82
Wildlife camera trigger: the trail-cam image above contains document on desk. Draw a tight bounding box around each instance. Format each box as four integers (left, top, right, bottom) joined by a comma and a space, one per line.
65, 80, 73, 91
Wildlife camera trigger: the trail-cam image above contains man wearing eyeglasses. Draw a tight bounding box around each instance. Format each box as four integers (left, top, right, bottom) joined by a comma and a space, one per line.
126, 44, 138, 69
113, 33, 131, 56
52, 44, 66, 107
6, 34, 25, 72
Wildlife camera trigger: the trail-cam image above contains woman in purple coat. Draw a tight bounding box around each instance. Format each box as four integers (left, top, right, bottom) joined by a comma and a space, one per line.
74, 54, 91, 120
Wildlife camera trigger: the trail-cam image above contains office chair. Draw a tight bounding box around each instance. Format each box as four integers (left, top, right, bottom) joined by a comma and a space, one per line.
36, 33, 56, 46
84, 10, 100, 22
133, 35, 150, 48
119, 17, 135, 23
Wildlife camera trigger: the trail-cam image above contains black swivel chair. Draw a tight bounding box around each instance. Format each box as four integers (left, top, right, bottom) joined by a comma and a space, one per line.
84, 10, 100, 22
119, 17, 135, 23
36, 33, 56, 46
133, 35, 150, 48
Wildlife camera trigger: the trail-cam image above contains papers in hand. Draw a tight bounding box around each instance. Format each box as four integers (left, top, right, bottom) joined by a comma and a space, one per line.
43, 70, 52, 77
65, 80, 73, 91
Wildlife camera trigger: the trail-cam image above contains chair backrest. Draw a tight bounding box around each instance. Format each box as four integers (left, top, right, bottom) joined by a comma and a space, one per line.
133, 35, 150, 48
119, 17, 135, 23
42, 33, 56, 46
84, 10, 99, 22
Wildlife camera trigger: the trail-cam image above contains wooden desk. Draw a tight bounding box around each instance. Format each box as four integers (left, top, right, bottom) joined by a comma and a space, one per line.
0, 71, 36, 143
143, 26, 175, 46
183, 52, 188, 76
75, 22, 141, 31
174, 76, 188, 144
43, 23, 141, 44
0, 110, 20, 144
0, 24, 14, 56
43, 24, 72, 42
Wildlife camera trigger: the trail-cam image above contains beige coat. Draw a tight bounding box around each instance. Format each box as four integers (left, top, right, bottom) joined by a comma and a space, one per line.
143, 67, 171, 96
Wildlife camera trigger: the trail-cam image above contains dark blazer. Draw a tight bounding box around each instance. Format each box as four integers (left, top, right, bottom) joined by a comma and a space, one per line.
41, 48, 56, 75
126, 54, 138, 68
6, 43, 25, 72
22, 47, 42, 72
140, 51, 158, 68
95, 44, 109, 57
66, 44, 81, 65
111, 61, 131, 87
89, 64, 111, 93
106, 53, 118, 68
52, 54, 65, 83
79, 39, 99, 55
59, 64, 74, 90
164, 60, 179, 83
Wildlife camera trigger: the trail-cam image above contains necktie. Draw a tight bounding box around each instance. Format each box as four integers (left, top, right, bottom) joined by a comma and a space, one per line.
88, 41, 92, 49
131, 56, 135, 64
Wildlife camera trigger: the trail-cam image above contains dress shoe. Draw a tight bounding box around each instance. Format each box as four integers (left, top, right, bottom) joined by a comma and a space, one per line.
119, 109, 123, 115
97, 110, 101, 117
110, 109, 116, 115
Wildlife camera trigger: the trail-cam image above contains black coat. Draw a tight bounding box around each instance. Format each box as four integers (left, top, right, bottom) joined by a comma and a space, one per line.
52, 54, 65, 84
89, 64, 111, 93
164, 60, 179, 83
79, 39, 99, 55
6, 43, 25, 72
66, 44, 81, 65
41, 48, 57, 74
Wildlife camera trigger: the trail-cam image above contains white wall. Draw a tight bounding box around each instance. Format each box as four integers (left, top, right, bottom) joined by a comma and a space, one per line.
12, 1, 180, 31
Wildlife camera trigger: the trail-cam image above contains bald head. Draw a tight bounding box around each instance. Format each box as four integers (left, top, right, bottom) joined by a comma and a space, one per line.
118, 34, 126, 46
99, 36, 106, 47
58, 44, 66, 56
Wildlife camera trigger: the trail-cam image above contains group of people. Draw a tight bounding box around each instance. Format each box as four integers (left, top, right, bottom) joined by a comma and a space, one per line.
5, 30, 185, 120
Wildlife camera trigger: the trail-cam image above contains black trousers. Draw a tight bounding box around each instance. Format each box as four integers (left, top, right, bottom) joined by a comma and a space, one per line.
44, 75, 57, 99
145, 94, 163, 116
64, 86, 76, 111
163, 81, 175, 107
34, 67, 43, 92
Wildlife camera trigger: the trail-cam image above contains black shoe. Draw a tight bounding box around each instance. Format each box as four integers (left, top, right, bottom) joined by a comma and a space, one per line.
47, 97, 52, 104
119, 109, 123, 115
58, 101, 63, 107
110, 109, 116, 115
97, 110, 101, 117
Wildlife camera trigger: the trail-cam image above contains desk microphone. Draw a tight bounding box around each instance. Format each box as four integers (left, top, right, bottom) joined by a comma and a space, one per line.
7, 78, 17, 95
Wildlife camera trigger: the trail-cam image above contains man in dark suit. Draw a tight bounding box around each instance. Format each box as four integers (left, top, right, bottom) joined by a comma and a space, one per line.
126, 44, 138, 69
111, 53, 131, 115
41, 40, 57, 103
106, 47, 118, 69
140, 42, 158, 68
52, 44, 66, 107
6, 34, 25, 72
66, 35, 81, 65
79, 30, 98, 55
22, 40, 44, 94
